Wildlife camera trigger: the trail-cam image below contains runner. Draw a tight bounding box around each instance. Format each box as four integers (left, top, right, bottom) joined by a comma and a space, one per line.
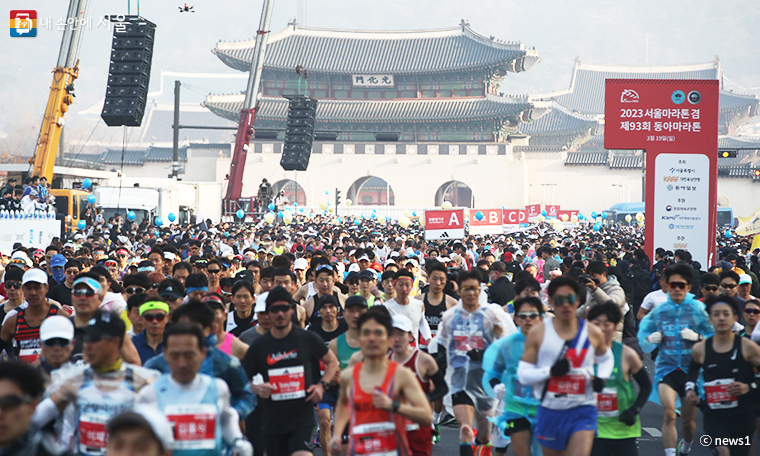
303, 265, 347, 328
518, 275, 613, 456
389, 314, 448, 456
637, 264, 714, 456
226, 281, 256, 337
482, 297, 544, 456
686, 295, 760, 456
588, 301, 652, 456
330, 306, 433, 455
136, 322, 253, 456
437, 270, 505, 456
105, 406, 173, 456
383, 270, 431, 345
31, 310, 159, 456
0, 269, 69, 363
242, 286, 339, 456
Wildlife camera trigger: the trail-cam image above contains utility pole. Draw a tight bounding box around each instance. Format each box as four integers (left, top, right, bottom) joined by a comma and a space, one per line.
171, 80, 180, 178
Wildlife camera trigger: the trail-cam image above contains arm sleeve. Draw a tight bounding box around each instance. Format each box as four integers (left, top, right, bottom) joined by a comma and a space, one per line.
31, 397, 60, 428
216, 380, 243, 444
637, 309, 658, 353
517, 361, 551, 386
595, 347, 614, 379
631, 367, 652, 411
418, 313, 432, 342
687, 359, 702, 384
753, 323, 760, 344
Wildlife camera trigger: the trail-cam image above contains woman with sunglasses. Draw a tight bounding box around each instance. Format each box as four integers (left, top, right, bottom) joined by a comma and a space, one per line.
0, 267, 24, 324
637, 264, 714, 456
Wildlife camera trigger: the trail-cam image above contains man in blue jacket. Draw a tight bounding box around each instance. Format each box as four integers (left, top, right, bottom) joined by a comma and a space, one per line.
638, 264, 713, 456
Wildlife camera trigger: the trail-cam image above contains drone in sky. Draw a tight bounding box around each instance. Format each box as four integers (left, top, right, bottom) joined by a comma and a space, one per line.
179, 3, 195, 12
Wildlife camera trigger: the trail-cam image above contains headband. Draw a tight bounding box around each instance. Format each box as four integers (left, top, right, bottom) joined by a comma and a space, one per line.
139, 301, 171, 316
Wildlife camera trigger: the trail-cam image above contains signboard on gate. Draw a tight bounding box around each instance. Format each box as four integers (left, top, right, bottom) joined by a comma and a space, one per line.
545, 205, 561, 219
468, 209, 502, 235
604, 79, 718, 267
525, 204, 540, 222
424, 209, 465, 240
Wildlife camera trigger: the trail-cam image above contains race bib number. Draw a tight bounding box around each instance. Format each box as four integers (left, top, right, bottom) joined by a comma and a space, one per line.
704, 379, 738, 410
452, 330, 484, 355
165, 404, 217, 450
597, 387, 619, 417
269, 365, 305, 401
79, 414, 108, 453
353, 421, 398, 456
18, 347, 41, 363
547, 371, 586, 401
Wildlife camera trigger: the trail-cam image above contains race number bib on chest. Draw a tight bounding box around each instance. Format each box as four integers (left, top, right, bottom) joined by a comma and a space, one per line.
452, 330, 484, 355
547, 370, 586, 400
165, 404, 217, 450
353, 422, 398, 456
596, 387, 619, 417
79, 413, 108, 452
269, 365, 305, 401
704, 378, 738, 410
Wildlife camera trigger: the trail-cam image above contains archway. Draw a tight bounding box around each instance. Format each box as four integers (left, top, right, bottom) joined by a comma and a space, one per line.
434, 181, 474, 208
271, 179, 306, 206
347, 176, 395, 205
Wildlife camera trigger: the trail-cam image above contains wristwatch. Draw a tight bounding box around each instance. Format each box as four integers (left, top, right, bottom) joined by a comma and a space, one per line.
320, 380, 330, 390
751, 382, 758, 391
391, 400, 400, 413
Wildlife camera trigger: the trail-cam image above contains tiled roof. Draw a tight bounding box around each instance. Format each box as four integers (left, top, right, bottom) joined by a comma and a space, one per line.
718, 135, 760, 150
102, 150, 146, 165
213, 24, 540, 75
609, 154, 642, 169
520, 104, 598, 135
719, 91, 759, 114
146, 147, 188, 162
203, 94, 532, 125
564, 152, 608, 165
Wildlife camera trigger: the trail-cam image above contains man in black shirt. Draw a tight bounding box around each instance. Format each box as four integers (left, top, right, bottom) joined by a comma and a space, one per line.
243, 286, 339, 456
47, 259, 81, 308
488, 261, 516, 306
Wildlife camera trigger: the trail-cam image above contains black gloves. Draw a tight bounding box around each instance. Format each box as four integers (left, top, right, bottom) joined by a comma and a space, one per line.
618, 406, 640, 426
550, 358, 570, 377
467, 349, 484, 362
592, 377, 606, 393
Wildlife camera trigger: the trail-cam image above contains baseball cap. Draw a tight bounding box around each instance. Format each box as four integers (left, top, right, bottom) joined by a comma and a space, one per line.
40, 315, 75, 342
345, 271, 360, 283
73, 276, 103, 293
22, 268, 48, 285
294, 258, 308, 270
358, 269, 376, 281
234, 270, 254, 284
739, 274, 752, 285
83, 309, 126, 340
392, 314, 413, 333
317, 294, 339, 309
348, 263, 361, 273
50, 254, 67, 268
357, 254, 370, 262
108, 406, 174, 452
163, 252, 176, 261
254, 292, 268, 313
265, 286, 292, 309
345, 295, 368, 309
158, 279, 184, 300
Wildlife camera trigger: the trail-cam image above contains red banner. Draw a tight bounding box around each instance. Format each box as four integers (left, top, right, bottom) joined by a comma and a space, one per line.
502, 209, 527, 225
424, 209, 465, 240
525, 204, 540, 222
469, 209, 503, 235
545, 205, 561, 218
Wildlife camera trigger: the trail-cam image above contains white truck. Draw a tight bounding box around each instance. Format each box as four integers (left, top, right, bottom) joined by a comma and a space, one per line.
94, 186, 160, 225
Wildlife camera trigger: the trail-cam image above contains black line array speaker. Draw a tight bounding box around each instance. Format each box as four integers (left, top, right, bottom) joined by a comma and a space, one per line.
280, 95, 318, 171
101, 16, 156, 127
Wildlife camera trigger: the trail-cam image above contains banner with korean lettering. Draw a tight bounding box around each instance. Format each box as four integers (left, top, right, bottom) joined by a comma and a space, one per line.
604, 79, 718, 267
545, 205, 561, 219
352, 75, 394, 87
525, 204, 540, 222
424, 209, 465, 240
0, 219, 60, 251
468, 209, 502, 235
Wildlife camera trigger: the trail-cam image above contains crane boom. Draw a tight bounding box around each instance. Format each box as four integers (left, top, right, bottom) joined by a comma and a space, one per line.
32, 0, 90, 181
224, 0, 275, 203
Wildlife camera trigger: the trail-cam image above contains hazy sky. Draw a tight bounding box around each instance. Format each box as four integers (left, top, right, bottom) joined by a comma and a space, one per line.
3, 0, 759, 151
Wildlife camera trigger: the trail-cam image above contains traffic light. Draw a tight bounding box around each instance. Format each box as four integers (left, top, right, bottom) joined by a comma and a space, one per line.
280, 95, 318, 171
101, 16, 156, 127
720, 150, 737, 158
335, 188, 341, 212
754, 169, 760, 179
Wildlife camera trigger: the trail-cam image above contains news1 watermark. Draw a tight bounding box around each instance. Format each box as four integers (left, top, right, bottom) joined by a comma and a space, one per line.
11, 11, 133, 37
700, 435, 751, 447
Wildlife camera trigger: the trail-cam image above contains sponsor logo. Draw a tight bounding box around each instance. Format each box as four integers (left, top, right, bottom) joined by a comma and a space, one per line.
267, 349, 298, 365
667, 185, 674, 191
666, 205, 673, 212
620, 89, 640, 103
672, 90, 686, 105
10, 10, 36, 37
688, 91, 701, 105
664, 176, 679, 183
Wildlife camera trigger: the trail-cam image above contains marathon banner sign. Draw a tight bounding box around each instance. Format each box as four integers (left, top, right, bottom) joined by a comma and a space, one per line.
525, 204, 540, 222
502, 209, 527, 232
545, 205, 561, 219
0, 219, 60, 251
468, 209, 502, 235
424, 209, 465, 240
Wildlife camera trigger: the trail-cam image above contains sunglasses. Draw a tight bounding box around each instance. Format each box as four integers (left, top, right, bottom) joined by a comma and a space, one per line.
83, 333, 115, 344
669, 282, 688, 290
125, 287, 145, 294
207, 269, 221, 274
142, 313, 167, 323
316, 264, 333, 271
553, 294, 577, 306
703, 285, 719, 292
151, 283, 160, 289
117, 254, 127, 258
461, 285, 481, 293
744, 308, 760, 315
0, 394, 33, 411
268, 305, 291, 314
516, 312, 540, 320
720, 283, 737, 289
221, 291, 231, 297
73, 288, 96, 297
5, 282, 22, 290
43, 337, 71, 348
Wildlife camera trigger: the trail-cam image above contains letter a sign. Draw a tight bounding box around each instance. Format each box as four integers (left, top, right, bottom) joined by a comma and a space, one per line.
424, 209, 465, 240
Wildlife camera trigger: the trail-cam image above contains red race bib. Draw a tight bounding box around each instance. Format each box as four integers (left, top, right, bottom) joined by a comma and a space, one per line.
547, 374, 586, 397
597, 387, 619, 417
165, 404, 217, 450
704, 379, 737, 410
353, 422, 398, 455
269, 366, 306, 401
79, 414, 108, 450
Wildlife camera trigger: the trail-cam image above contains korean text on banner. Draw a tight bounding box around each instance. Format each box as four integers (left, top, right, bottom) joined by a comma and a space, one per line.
425, 209, 465, 240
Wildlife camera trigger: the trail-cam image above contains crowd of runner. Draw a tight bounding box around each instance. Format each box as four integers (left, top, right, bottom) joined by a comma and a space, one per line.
0, 212, 759, 456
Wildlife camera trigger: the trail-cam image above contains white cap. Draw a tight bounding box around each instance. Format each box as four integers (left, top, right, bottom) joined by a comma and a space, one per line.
254, 292, 268, 313
0, 249, 10, 257
294, 258, 308, 270
392, 314, 413, 333
127, 405, 175, 452
349, 250, 357, 257
515, 249, 525, 256
73, 233, 83, 240
357, 254, 370, 262
40, 315, 75, 342
11, 251, 29, 261
22, 268, 48, 285
163, 252, 176, 261
739, 274, 753, 285
348, 263, 361, 273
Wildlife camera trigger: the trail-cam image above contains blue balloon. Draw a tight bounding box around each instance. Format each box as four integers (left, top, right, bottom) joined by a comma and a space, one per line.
155, 217, 163, 227
591, 211, 598, 219
541, 210, 547, 217
278, 211, 284, 218
325, 190, 330, 195
593, 224, 601, 232
293, 202, 298, 207
412, 211, 417, 217
168, 213, 176, 222
601, 212, 608, 219
373, 209, 377, 213
299, 207, 305, 213
371, 213, 377, 219
337, 218, 343, 224
87, 194, 96, 204
475, 211, 484, 221
236, 210, 244, 219
725, 230, 733, 238
77, 220, 86, 230
578, 213, 584, 220
127, 211, 136, 221
268, 203, 275, 211
82, 178, 92, 189
354, 219, 361, 226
